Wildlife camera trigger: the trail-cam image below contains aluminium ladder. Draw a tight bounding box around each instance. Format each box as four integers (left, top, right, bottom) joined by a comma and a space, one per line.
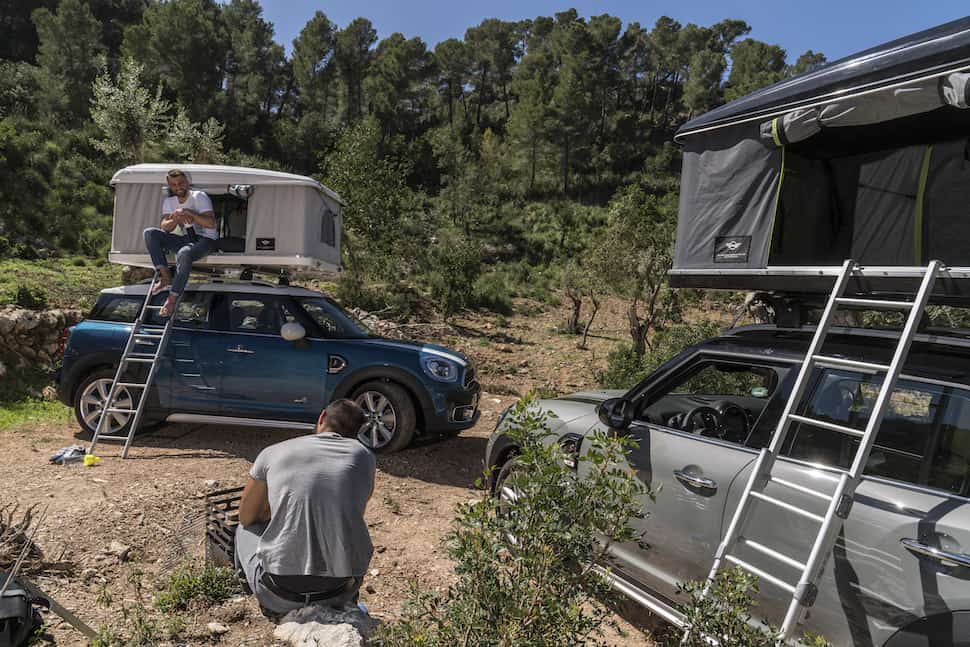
690, 259, 944, 644
89, 272, 183, 458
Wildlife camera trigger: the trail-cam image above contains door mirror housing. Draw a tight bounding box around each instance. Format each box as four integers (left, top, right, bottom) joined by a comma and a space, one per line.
598, 397, 634, 431
281, 322, 306, 341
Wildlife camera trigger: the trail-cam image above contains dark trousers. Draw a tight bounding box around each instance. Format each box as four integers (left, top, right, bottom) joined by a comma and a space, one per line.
234, 523, 362, 615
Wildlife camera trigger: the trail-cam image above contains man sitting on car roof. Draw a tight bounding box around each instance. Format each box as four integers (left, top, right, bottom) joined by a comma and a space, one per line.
143, 168, 218, 317
236, 399, 375, 615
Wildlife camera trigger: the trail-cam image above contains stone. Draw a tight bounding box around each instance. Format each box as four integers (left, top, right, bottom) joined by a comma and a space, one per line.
204, 479, 219, 489
81, 568, 99, 583
364, 584, 376, 595
106, 541, 131, 562
206, 622, 230, 636
368, 569, 379, 577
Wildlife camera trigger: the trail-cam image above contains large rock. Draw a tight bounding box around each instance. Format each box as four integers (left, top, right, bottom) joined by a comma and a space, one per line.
273, 605, 377, 647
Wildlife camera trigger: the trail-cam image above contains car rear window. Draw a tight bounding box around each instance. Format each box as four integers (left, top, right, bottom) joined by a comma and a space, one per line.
785, 368, 970, 497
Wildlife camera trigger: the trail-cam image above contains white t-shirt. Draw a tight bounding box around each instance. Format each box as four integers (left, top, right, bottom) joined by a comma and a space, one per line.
162, 189, 218, 240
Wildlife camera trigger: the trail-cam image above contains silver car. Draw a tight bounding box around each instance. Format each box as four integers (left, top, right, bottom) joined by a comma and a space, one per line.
485, 325, 970, 646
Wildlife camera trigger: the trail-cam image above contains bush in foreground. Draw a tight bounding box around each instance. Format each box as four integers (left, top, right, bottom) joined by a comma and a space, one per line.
374, 396, 651, 646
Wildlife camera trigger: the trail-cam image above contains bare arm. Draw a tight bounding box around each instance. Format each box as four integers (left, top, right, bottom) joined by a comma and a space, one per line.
186, 209, 216, 229
239, 477, 271, 526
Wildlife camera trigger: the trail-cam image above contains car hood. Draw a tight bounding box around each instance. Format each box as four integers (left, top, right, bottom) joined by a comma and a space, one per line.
537, 389, 626, 424
363, 337, 470, 366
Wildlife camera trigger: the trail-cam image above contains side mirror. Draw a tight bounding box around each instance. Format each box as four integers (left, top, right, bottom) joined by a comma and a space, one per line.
598, 397, 634, 431
281, 322, 306, 341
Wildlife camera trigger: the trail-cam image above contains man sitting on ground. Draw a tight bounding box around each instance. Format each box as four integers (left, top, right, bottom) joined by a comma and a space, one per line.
143, 169, 218, 317
236, 399, 375, 615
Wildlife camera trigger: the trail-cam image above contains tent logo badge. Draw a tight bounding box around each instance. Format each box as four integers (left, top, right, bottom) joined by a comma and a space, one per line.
714, 236, 750, 263
256, 238, 276, 251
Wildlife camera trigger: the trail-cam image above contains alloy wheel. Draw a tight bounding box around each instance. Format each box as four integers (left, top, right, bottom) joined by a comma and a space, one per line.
79, 378, 132, 435
355, 390, 398, 449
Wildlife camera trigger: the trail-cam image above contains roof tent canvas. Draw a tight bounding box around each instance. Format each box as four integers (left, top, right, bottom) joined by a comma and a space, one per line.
670, 18, 970, 294
109, 164, 343, 273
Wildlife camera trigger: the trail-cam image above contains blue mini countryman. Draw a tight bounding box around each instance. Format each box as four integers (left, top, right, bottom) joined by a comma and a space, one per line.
57, 280, 480, 452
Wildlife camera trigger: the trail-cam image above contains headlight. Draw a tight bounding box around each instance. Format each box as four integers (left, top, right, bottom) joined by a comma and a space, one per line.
421, 355, 459, 382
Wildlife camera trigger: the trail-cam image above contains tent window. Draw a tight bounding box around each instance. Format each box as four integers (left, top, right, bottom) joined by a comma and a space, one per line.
212, 192, 248, 252
320, 207, 336, 246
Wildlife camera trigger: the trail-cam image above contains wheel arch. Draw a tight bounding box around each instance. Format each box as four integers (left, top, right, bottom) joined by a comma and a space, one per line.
331, 366, 431, 432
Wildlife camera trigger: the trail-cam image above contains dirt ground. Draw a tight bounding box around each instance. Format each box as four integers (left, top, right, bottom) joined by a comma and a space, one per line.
0, 297, 697, 645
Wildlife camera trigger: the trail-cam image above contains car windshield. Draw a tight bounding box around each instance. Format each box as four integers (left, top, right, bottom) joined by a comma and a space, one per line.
297, 297, 373, 337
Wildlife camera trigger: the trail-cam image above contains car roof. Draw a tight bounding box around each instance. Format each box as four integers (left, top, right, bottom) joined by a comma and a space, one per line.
100, 280, 329, 298
701, 324, 970, 388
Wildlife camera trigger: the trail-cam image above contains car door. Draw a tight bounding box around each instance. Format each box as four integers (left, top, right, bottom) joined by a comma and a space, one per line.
726, 368, 970, 647
218, 292, 328, 422
594, 352, 792, 603
146, 290, 224, 414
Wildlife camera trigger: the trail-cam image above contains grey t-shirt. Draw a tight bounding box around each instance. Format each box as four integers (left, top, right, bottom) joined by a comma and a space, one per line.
250, 432, 376, 577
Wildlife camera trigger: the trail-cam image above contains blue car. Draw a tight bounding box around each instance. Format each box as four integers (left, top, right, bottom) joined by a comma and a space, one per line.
57, 280, 480, 452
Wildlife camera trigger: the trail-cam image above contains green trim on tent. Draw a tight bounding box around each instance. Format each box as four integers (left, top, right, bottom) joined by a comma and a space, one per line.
770, 118, 783, 148
915, 145, 934, 265
766, 146, 786, 261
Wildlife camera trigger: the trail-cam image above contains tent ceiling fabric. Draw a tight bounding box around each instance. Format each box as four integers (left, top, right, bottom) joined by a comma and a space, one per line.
760, 74, 970, 147
676, 17, 970, 141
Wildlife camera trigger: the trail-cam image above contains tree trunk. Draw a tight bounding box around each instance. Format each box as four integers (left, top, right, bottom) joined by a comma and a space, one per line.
628, 300, 649, 357
476, 64, 488, 127
565, 289, 582, 334
580, 296, 600, 349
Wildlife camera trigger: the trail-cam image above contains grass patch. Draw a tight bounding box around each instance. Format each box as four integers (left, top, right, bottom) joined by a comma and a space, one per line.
0, 366, 70, 430
0, 399, 70, 430
155, 560, 240, 613
0, 257, 120, 310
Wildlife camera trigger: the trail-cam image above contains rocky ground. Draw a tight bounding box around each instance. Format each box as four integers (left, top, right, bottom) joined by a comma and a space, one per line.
0, 296, 722, 646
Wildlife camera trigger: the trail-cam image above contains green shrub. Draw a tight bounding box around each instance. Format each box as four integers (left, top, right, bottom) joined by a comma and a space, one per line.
374, 396, 651, 646
14, 285, 48, 310
471, 272, 513, 314
71, 257, 87, 267
671, 567, 832, 647
599, 322, 722, 389
0, 236, 9, 258
154, 560, 240, 612
426, 237, 481, 316
12, 243, 38, 261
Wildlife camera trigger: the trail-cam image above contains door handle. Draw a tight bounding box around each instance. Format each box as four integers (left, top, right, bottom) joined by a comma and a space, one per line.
673, 469, 717, 490
901, 538, 970, 568
226, 345, 255, 354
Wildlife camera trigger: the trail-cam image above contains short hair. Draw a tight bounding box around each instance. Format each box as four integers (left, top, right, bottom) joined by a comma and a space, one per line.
324, 398, 366, 439
166, 168, 191, 183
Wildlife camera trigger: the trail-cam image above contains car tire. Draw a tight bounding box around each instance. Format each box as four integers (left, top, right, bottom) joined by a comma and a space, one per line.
73, 368, 136, 439
494, 454, 523, 511
352, 381, 416, 453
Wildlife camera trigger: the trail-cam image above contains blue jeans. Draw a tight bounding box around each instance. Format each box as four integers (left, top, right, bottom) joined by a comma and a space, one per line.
143, 228, 213, 296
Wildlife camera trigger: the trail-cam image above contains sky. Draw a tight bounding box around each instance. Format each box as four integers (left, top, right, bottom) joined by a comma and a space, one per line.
258, 1, 968, 62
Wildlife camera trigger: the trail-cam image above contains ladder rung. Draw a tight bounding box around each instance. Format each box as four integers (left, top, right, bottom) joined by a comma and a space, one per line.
116, 382, 147, 388
749, 491, 825, 523
144, 305, 164, 310
135, 334, 163, 339
737, 537, 806, 571
129, 352, 157, 358
835, 297, 914, 311
124, 358, 155, 364
724, 555, 796, 595
96, 435, 128, 441
789, 414, 865, 438
104, 408, 137, 414
770, 476, 833, 501
812, 354, 889, 373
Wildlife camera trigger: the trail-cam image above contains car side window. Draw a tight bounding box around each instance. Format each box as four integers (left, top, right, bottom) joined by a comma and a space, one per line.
228, 295, 282, 334
298, 299, 345, 337
91, 296, 142, 323
784, 369, 970, 497
145, 292, 212, 329
637, 358, 781, 446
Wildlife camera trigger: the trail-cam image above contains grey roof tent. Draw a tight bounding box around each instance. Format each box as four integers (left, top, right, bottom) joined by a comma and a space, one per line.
108, 164, 343, 273
670, 17, 970, 295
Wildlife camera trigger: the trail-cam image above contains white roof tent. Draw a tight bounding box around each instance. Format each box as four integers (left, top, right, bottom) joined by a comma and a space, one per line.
109, 164, 343, 273
670, 18, 970, 298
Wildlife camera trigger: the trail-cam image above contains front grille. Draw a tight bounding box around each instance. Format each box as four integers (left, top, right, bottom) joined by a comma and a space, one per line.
463, 367, 476, 388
